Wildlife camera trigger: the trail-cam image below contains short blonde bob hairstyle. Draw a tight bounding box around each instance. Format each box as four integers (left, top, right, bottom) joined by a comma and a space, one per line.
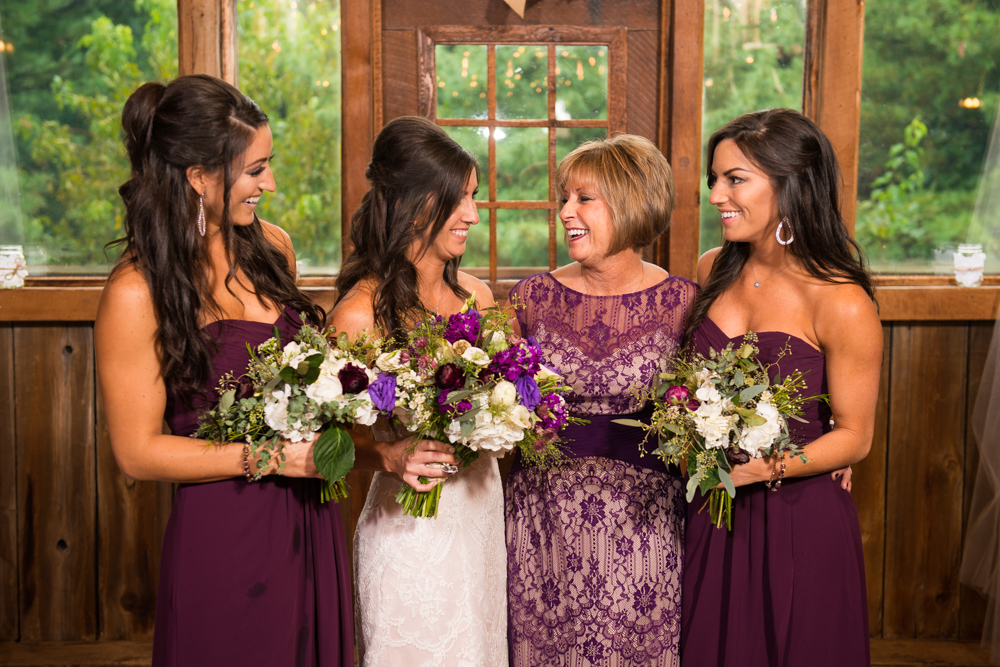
555, 134, 675, 256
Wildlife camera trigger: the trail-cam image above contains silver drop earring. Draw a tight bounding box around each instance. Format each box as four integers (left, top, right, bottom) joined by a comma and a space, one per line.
776, 217, 794, 245
197, 192, 206, 237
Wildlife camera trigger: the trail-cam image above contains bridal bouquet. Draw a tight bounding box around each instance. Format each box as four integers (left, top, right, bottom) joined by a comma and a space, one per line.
619, 334, 817, 530
369, 295, 573, 518
196, 322, 381, 502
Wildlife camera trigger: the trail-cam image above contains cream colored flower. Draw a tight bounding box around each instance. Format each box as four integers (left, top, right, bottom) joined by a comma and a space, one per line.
491, 380, 518, 407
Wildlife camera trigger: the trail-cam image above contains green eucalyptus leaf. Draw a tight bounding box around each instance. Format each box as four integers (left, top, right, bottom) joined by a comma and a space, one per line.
740, 413, 767, 427
686, 475, 701, 503
461, 418, 476, 438
445, 389, 474, 404
278, 365, 298, 383
612, 418, 646, 428
739, 384, 767, 403
718, 467, 736, 498
219, 389, 236, 413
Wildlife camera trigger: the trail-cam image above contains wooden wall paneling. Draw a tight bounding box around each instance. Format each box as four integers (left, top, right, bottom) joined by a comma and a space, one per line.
884, 324, 968, 639
802, 0, 865, 232
961, 322, 993, 640
178, 0, 223, 79
15, 325, 97, 641
625, 31, 659, 142
0, 325, 17, 641
96, 385, 172, 640
341, 0, 376, 253
661, 0, 703, 280
381, 30, 420, 126
854, 324, 890, 637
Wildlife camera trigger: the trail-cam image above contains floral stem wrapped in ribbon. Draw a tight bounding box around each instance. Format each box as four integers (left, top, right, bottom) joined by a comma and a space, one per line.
371, 295, 575, 519
617, 334, 821, 530
197, 322, 381, 502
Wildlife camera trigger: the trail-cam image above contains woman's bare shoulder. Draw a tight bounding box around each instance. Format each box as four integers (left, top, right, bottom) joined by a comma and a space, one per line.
259, 219, 296, 272
329, 278, 377, 338
458, 271, 496, 308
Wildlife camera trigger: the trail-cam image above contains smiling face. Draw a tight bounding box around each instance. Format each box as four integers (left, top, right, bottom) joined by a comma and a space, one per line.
422, 169, 480, 264
560, 176, 615, 266
199, 124, 276, 230
708, 138, 781, 245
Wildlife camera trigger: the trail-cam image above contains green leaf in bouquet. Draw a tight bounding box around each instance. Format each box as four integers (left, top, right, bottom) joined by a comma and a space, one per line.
739, 413, 767, 427
664, 422, 684, 436
686, 474, 702, 503
278, 365, 298, 384
789, 414, 808, 423
218, 389, 236, 414
718, 467, 736, 498
444, 389, 474, 404
739, 384, 767, 403
612, 418, 646, 428
313, 426, 355, 491
657, 384, 669, 399
337, 331, 351, 350
272, 326, 283, 345
457, 405, 481, 423
734, 369, 744, 386
461, 418, 476, 438
699, 468, 721, 495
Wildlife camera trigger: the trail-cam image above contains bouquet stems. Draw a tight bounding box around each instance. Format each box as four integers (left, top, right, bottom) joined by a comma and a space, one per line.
707, 488, 734, 531
320, 478, 350, 503
394, 443, 479, 518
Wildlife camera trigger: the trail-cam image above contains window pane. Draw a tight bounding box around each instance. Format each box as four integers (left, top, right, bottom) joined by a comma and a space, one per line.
855, 2, 1000, 274
496, 45, 547, 120
436, 44, 487, 120
555, 45, 607, 120
3, 0, 178, 273
443, 125, 488, 185
496, 126, 548, 201
699, 0, 806, 254
556, 127, 606, 162
497, 208, 549, 267
238, 0, 341, 274
461, 208, 490, 269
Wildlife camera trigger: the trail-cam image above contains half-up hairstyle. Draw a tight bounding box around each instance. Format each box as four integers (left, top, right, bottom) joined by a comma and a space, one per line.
111, 74, 323, 400
335, 116, 478, 343
687, 108, 875, 337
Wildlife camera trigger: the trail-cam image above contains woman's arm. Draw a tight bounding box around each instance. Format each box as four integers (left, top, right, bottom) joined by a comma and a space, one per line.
728, 285, 882, 487
95, 266, 320, 482
329, 285, 459, 492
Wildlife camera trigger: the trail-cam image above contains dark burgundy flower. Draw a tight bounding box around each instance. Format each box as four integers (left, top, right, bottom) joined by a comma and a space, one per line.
339, 363, 370, 394
664, 385, 690, 405
434, 362, 465, 390
725, 447, 750, 467
236, 376, 255, 400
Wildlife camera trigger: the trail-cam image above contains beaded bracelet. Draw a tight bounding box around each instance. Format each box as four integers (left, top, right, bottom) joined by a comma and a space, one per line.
765, 451, 786, 491
242, 442, 262, 483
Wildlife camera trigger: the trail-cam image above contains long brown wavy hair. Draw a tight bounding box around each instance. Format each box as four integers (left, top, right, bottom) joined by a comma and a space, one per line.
335, 116, 478, 343
111, 74, 323, 399
687, 108, 875, 338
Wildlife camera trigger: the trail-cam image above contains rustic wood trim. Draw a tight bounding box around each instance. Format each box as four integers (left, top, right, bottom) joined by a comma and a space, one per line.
341, 0, 377, 257
547, 44, 558, 270
416, 29, 436, 118
177, 0, 224, 78
802, 0, 865, 233
436, 118, 609, 128
372, 0, 383, 133
220, 0, 237, 84
420, 25, 626, 45
662, 0, 704, 280
474, 201, 557, 209
607, 30, 628, 135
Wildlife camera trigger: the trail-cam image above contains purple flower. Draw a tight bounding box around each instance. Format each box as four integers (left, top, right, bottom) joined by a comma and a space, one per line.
438, 389, 472, 415
536, 393, 568, 430
368, 373, 397, 412
514, 375, 542, 410
488, 342, 541, 382
339, 363, 370, 394
434, 362, 465, 390
665, 385, 690, 404
444, 310, 481, 344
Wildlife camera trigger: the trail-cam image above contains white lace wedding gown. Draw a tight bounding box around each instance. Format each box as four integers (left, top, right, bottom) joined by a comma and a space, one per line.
354, 424, 508, 667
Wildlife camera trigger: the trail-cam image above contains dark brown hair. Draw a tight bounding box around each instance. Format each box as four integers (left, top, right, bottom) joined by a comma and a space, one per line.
688, 108, 875, 336
556, 133, 675, 255
111, 74, 323, 398
335, 116, 478, 342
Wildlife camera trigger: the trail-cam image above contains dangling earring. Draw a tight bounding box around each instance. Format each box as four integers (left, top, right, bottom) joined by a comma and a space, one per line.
776, 217, 794, 245
197, 192, 206, 237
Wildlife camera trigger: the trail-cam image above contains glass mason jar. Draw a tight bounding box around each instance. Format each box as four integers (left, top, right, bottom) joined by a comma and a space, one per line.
0, 245, 28, 289
954, 243, 986, 287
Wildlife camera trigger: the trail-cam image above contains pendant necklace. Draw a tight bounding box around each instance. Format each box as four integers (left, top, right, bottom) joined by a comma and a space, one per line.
748, 259, 791, 288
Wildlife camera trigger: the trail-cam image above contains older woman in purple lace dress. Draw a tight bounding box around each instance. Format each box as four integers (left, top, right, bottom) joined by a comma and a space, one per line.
506, 135, 697, 666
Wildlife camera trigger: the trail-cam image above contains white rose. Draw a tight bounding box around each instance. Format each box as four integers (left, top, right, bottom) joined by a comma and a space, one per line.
506, 404, 534, 429
352, 394, 379, 427
461, 346, 491, 366
491, 380, 518, 407
279, 341, 308, 369
695, 384, 722, 404
263, 385, 291, 433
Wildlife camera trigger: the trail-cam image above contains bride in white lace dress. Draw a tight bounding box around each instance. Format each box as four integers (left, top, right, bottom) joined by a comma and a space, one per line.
330, 116, 508, 667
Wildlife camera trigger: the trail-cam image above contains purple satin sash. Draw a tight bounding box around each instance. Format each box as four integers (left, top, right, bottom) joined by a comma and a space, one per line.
511, 405, 672, 476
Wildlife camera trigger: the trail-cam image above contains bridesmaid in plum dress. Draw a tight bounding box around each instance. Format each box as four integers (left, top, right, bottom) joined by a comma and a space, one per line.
95, 75, 352, 666
507, 135, 697, 666
681, 109, 881, 666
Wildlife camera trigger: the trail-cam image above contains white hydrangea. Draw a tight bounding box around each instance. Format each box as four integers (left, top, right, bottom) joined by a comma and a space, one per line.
692, 400, 736, 449
737, 400, 783, 457
444, 409, 523, 453
279, 341, 309, 370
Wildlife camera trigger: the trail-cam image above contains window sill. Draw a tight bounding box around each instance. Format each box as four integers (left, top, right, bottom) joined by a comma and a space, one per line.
1, 277, 998, 322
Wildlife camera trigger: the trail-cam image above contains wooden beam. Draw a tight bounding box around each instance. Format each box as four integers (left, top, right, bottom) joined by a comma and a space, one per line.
660, 0, 704, 280
803, 0, 865, 233
341, 0, 377, 258
178, 0, 235, 81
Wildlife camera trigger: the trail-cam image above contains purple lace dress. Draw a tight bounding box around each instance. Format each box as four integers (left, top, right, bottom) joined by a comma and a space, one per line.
506, 272, 697, 667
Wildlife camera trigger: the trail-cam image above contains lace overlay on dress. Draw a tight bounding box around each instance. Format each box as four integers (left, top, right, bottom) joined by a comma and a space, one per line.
354, 420, 508, 667
506, 273, 697, 667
